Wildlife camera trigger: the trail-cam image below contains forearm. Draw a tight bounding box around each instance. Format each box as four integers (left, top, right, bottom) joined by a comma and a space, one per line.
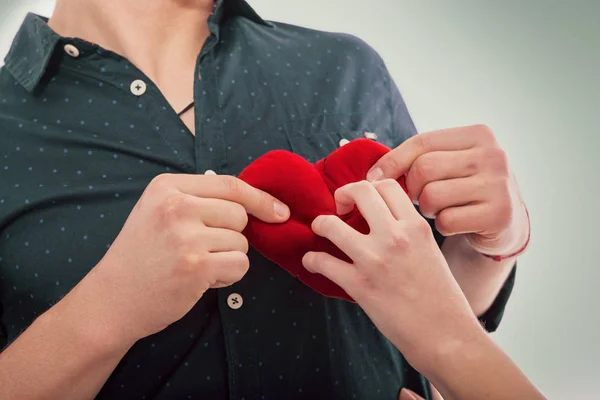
426, 329, 545, 400
442, 235, 515, 317
0, 278, 134, 400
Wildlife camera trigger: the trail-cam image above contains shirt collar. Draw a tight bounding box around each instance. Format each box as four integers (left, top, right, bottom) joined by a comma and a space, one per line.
4, 0, 270, 93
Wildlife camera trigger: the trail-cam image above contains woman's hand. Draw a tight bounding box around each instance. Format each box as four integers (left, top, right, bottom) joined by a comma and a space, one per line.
302, 179, 482, 374
302, 179, 545, 400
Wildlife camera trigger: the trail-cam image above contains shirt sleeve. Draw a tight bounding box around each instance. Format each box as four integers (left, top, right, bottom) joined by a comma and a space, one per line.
381, 61, 516, 333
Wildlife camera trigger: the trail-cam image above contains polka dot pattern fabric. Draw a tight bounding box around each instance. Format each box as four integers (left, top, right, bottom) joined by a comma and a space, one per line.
0, 2, 514, 399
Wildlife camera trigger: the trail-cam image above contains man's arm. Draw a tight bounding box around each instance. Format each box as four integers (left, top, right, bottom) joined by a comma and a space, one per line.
374, 65, 527, 321
441, 235, 516, 318
0, 276, 134, 400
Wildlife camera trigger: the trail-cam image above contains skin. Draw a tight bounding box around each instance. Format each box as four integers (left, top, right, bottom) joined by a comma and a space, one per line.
48, 0, 213, 134
1, 0, 531, 398
367, 125, 531, 396
302, 179, 543, 400
367, 125, 530, 317
0, 174, 290, 399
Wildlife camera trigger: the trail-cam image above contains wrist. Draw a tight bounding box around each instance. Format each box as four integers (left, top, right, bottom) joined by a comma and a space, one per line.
424, 322, 492, 387
466, 203, 530, 260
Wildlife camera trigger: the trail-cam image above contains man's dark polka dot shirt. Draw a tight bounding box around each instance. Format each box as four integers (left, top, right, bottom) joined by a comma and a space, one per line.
0, 1, 515, 399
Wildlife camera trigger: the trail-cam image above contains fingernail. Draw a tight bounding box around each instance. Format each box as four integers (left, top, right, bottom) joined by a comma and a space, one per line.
274, 201, 289, 219
367, 167, 383, 182
399, 388, 418, 400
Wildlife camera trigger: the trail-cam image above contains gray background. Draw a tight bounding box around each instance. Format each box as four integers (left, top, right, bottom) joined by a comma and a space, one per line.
1, 0, 598, 397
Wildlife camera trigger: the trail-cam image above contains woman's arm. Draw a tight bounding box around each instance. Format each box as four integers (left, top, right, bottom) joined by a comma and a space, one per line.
302, 179, 544, 400
414, 324, 544, 400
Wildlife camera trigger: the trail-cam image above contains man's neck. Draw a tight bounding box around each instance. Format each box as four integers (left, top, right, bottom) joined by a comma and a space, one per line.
48, 0, 214, 111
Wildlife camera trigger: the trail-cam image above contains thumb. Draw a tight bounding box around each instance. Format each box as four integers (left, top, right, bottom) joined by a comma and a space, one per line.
399, 388, 425, 400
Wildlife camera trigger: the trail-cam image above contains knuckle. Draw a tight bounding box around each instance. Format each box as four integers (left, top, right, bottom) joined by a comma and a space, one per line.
365, 251, 388, 269
239, 235, 250, 253
238, 256, 250, 275
235, 257, 251, 280
493, 196, 514, 230
220, 175, 244, 196
417, 184, 437, 217
413, 134, 428, 153
386, 228, 411, 251
471, 124, 495, 141
412, 216, 434, 237
231, 253, 250, 272
157, 194, 189, 225
256, 191, 274, 213
435, 211, 453, 236
466, 160, 479, 173
355, 180, 373, 191
383, 155, 401, 173
485, 148, 510, 176
316, 215, 337, 232
149, 173, 173, 191
229, 202, 249, 231
374, 178, 398, 191
411, 155, 435, 182
179, 251, 206, 273
355, 273, 378, 293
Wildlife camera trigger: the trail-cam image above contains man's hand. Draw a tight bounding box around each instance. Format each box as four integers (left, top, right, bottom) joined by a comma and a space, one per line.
367, 125, 529, 257
81, 173, 290, 345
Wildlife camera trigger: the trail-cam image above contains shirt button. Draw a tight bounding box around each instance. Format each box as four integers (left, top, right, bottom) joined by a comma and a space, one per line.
64, 44, 80, 58
339, 138, 350, 147
130, 79, 147, 96
227, 293, 243, 310
204, 169, 217, 176
363, 131, 378, 140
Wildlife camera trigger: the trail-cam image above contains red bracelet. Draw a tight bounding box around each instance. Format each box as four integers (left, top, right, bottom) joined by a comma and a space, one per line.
481, 205, 531, 262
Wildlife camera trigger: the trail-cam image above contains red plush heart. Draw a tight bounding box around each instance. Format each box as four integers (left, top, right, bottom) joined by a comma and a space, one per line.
239, 138, 408, 302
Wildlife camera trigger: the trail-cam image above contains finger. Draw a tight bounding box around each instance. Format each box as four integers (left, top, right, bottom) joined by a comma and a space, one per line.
430, 384, 445, 400
196, 197, 249, 232
302, 251, 357, 293
312, 215, 366, 261
206, 251, 250, 288
372, 179, 417, 221
201, 228, 249, 253
405, 149, 481, 202
418, 177, 488, 219
435, 203, 493, 236
334, 181, 395, 230
156, 174, 290, 223
399, 388, 425, 400
367, 125, 496, 181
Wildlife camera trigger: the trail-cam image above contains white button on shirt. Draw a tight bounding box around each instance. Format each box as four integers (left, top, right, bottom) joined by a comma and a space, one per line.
64, 44, 80, 58
204, 169, 217, 176
339, 138, 350, 147
363, 131, 378, 140
227, 293, 243, 310
130, 79, 147, 96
